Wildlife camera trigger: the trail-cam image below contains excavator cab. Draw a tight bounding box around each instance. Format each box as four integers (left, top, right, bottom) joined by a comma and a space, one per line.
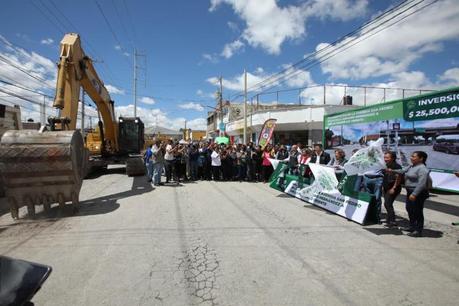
118, 117, 144, 155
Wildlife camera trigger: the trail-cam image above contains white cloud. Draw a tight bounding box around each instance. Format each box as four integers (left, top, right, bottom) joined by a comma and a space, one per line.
186, 118, 207, 130
300, 67, 459, 107
106, 84, 125, 95
227, 21, 239, 32
40, 38, 54, 45
202, 53, 219, 64
115, 104, 207, 130
207, 71, 266, 92
221, 39, 244, 58
317, 0, 459, 80
140, 96, 156, 105
0, 35, 56, 93
306, 0, 369, 21
439, 68, 459, 85
123, 52, 130, 57
207, 65, 315, 92
281, 64, 315, 87
179, 102, 204, 112
196, 89, 215, 99
114, 45, 121, 50
210, 0, 368, 55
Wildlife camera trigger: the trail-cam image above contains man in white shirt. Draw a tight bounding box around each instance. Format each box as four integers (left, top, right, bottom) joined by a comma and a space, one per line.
211, 146, 222, 181
164, 139, 176, 183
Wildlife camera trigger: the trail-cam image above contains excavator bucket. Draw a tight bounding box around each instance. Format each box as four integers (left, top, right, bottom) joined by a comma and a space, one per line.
0, 130, 88, 219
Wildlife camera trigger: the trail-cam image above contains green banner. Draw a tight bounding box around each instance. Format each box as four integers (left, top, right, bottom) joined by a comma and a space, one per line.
325, 102, 402, 128
269, 163, 374, 224
323, 86, 459, 193
403, 90, 459, 121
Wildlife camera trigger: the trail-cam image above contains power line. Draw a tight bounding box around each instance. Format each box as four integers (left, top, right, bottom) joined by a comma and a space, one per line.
112, 0, 135, 49
0, 97, 40, 113
231, 0, 431, 99
241, 0, 421, 95
0, 87, 97, 119
252, 0, 438, 96
122, 0, 139, 46
29, 1, 65, 34
0, 54, 51, 86
30, 1, 124, 89
95, 0, 133, 68
243, 0, 423, 95
0, 78, 53, 98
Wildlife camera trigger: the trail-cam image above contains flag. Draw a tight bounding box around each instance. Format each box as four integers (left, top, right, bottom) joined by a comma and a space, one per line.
258, 118, 277, 149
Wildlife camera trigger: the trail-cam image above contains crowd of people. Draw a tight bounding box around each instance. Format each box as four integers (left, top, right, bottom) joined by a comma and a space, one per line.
144, 139, 432, 237
144, 140, 334, 185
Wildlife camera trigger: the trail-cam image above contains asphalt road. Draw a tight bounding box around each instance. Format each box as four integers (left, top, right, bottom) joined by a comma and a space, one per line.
1, 167, 459, 306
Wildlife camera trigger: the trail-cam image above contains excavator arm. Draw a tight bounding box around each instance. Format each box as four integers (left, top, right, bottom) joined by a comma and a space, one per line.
52, 33, 118, 154
0, 33, 145, 219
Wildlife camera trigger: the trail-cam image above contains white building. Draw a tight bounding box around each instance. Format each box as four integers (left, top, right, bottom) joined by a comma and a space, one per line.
207, 102, 357, 146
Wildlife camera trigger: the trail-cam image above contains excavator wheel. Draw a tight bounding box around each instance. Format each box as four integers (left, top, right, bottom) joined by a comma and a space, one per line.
0, 130, 87, 219
126, 156, 146, 176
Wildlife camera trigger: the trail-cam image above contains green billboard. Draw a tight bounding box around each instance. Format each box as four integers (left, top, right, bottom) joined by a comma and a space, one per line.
324, 87, 459, 193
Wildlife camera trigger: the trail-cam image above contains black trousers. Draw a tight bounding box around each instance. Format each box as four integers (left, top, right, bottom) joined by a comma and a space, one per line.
212, 166, 221, 181
165, 160, 175, 182
262, 165, 273, 182
405, 188, 429, 232
383, 187, 401, 223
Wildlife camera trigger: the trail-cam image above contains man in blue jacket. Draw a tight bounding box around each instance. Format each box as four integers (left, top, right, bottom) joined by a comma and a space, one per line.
144, 144, 153, 182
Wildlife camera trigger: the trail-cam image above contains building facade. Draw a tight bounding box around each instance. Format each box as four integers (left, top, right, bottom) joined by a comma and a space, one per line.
207, 102, 356, 146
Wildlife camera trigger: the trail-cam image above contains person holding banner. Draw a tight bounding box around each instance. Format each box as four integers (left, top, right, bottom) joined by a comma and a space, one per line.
276, 145, 289, 160
310, 144, 331, 165
382, 151, 402, 227
362, 168, 384, 224
327, 149, 347, 169
288, 145, 300, 175
387, 151, 430, 237
262, 145, 274, 183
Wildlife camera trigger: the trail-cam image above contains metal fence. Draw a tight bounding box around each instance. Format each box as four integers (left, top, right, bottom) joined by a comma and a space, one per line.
247, 84, 434, 107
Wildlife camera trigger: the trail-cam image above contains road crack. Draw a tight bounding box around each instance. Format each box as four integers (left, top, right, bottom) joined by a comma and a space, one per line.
177, 238, 219, 305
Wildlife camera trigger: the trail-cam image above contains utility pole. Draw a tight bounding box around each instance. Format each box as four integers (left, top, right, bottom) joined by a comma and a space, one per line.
41, 95, 46, 126
133, 48, 137, 118
133, 49, 147, 118
219, 76, 223, 115
81, 91, 85, 136
243, 69, 247, 144
219, 76, 223, 133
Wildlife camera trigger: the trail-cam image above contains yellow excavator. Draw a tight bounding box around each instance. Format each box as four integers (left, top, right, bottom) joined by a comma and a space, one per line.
0, 33, 145, 219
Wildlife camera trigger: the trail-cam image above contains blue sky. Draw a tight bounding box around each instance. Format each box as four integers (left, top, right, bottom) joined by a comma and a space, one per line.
0, 0, 458, 130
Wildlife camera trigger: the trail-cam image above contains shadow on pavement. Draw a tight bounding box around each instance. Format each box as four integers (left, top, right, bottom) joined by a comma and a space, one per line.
364, 227, 443, 238
162, 183, 184, 187
30, 176, 153, 219
364, 214, 444, 238
364, 228, 404, 236
85, 166, 127, 180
